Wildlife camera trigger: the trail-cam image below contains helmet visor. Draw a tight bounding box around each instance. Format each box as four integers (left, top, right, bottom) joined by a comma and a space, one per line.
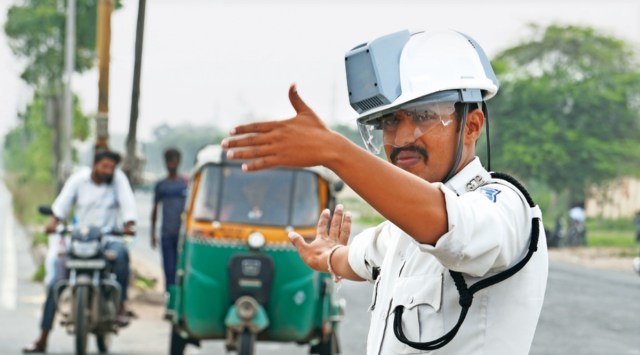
358, 101, 456, 155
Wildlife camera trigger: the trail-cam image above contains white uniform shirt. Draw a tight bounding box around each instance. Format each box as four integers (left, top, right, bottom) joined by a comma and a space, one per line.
51, 167, 137, 230
348, 158, 548, 355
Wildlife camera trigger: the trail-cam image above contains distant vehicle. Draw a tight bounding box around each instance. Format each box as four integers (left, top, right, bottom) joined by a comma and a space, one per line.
168, 145, 345, 355
567, 206, 587, 246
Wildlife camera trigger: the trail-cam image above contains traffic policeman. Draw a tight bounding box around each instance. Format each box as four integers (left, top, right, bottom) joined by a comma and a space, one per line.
222, 29, 549, 354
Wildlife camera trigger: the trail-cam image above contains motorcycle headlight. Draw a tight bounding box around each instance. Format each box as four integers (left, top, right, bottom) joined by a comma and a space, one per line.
72, 240, 100, 258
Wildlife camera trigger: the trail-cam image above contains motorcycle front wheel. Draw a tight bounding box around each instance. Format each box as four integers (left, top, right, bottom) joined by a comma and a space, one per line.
74, 286, 90, 355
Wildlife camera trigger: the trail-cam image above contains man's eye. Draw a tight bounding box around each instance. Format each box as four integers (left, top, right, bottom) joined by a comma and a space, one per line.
381, 117, 399, 128
413, 112, 437, 123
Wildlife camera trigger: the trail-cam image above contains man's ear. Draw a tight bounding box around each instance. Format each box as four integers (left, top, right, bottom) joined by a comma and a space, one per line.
465, 108, 485, 143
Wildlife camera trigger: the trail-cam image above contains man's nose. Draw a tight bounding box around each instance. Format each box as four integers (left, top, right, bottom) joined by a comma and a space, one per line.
393, 116, 418, 147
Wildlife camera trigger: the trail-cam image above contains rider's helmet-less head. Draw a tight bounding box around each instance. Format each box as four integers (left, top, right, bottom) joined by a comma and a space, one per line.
345, 29, 499, 180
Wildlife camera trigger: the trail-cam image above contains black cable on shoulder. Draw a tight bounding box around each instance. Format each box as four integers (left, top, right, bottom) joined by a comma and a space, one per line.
392, 172, 540, 351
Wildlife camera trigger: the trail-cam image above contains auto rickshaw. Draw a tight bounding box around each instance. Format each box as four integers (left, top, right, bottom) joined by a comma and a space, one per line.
168, 144, 345, 355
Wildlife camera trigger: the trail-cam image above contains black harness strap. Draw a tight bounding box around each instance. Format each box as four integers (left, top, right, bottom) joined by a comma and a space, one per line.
393, 172, 541, 351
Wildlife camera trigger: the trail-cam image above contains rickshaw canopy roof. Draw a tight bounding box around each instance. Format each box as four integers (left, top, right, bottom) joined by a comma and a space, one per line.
194, 144, 340, 184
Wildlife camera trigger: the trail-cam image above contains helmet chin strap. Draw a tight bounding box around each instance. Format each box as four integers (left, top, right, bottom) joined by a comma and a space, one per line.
442, 104, 468, 183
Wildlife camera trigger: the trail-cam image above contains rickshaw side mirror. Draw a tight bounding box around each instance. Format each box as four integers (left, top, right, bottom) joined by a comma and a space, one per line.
334, 181, 345, 193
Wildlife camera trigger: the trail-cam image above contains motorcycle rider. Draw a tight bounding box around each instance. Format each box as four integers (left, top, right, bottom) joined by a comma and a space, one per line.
23, 149, 137, 353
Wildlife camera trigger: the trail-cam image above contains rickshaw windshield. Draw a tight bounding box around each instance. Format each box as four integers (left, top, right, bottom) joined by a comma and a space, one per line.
192, 165, 321, 227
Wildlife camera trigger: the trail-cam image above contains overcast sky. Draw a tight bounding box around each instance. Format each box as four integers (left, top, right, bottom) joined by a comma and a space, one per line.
1, 0, 639, 142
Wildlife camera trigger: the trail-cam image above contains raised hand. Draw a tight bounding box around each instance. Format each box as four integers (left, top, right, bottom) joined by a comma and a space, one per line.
222, 84, 342, 171
288, 204, 351, 273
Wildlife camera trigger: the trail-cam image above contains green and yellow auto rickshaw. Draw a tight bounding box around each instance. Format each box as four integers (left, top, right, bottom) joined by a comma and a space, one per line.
168, 144, 345, 355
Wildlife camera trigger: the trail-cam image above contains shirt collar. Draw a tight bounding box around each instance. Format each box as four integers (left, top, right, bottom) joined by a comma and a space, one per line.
443, 157, 491, 196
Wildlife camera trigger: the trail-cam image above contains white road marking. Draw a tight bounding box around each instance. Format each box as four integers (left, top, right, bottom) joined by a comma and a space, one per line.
1, 183, 17, 310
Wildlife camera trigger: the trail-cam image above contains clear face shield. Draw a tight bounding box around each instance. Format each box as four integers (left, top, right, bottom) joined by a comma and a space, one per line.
358, 100, 456, 155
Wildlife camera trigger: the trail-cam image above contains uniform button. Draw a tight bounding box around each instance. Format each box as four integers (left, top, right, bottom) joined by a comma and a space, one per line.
409, 296, 414, 304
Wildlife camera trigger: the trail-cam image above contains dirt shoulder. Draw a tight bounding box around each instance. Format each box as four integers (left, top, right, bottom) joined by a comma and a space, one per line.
548, 247, 636, 273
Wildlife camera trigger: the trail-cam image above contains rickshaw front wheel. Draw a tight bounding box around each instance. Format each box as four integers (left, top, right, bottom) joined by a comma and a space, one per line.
170, 327, 186, 355
310, 332, 340, 355
237, 328, 255, 355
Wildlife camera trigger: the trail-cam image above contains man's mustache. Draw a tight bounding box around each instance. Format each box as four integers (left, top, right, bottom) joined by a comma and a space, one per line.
390, 145, 428, 164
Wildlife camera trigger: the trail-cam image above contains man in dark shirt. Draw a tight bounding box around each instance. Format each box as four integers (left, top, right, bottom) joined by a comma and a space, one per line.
151, 148, 188, 291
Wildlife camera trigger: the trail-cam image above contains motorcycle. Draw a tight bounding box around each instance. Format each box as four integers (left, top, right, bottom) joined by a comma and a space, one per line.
39, 205, 131, 355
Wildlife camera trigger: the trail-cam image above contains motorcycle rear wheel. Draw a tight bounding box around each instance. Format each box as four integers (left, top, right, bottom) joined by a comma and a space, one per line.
75, 286, 90, 355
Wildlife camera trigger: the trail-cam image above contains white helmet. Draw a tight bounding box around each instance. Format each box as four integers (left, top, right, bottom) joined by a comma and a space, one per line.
346, 29, 499, 119
345, 29, 499, 154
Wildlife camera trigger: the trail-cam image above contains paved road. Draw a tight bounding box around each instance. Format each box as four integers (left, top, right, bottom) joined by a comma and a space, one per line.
1, 187, 639, 354
530, 261, 640, 355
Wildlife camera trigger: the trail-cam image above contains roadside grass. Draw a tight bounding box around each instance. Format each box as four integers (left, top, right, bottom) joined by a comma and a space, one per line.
32, 262, 46, 282
586, 218, 636, 247
133, 275, 158, 290
4, 174, 54, 227
4, 175, 55, 282
585, 219, 638, 257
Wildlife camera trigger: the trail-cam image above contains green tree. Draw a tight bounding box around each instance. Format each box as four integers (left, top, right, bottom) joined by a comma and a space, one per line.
4, 0, 99, 87
3, 0, 98, 187
491, 24, 640, 206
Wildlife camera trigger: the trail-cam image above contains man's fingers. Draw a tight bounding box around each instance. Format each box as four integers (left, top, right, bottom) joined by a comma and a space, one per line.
339, 212, 352, 245
288, 231, 309, 253
222, 129, 279, 150
229, 121, 280, 136
288, 84, 313, 114
225, 143, 275, 160
239, 156, 280, 172
329, 204, 344, 240
316, 209, 331, 238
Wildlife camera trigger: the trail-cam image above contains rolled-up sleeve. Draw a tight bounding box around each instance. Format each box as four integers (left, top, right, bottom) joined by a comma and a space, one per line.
348, 222, 392, 281
114, 169, 137, 224
417, 182, 530, 277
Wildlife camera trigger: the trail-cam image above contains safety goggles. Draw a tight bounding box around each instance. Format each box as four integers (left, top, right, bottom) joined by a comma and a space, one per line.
358, 101, 456, 155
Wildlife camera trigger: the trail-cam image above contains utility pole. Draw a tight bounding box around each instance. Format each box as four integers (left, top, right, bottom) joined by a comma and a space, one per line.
124, 0, 147, 184
95, 0, 113, 150
60, 0, 75, 190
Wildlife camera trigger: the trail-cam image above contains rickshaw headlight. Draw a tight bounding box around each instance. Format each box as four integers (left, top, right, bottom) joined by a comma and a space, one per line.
236, 296, 258, 320
247, 232, 265, 250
